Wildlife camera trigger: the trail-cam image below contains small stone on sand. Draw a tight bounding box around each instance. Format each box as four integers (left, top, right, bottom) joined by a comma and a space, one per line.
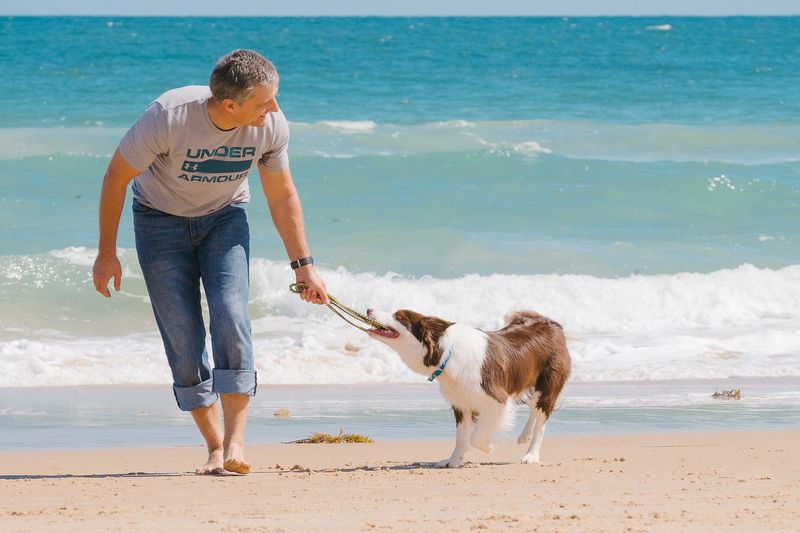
344, 342, 360, 354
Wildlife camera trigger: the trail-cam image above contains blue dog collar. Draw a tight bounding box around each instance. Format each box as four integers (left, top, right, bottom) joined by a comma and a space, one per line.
427, 346, 453, 382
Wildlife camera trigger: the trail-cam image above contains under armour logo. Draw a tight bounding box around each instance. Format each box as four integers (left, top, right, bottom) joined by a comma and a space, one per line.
182, 162, 199, 171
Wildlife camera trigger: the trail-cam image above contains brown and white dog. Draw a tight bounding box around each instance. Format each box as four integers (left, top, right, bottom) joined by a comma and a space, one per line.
366, 308, 570, 467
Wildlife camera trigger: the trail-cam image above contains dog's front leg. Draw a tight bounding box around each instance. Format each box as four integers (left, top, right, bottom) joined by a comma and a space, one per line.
435, 406, 471, 468
470, 401, 509, 454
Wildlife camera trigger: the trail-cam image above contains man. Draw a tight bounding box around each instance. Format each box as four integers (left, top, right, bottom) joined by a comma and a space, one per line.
92, 49, 328, 475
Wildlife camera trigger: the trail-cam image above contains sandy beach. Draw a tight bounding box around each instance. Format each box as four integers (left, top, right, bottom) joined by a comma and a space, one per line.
2, 430, 798, 532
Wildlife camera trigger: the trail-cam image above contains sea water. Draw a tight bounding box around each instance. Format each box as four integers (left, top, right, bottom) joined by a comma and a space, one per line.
1, 17, 798, 447
1, 379, 798, 451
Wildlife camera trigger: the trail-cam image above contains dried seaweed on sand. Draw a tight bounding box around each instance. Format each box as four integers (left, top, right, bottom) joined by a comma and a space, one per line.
285, 428, 374, 444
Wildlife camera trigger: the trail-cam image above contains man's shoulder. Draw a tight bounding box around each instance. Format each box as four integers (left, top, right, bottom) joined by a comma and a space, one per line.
154, 85, 212, 112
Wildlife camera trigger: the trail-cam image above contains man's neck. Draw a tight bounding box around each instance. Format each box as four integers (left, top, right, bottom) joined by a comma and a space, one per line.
206, 98, 239, 131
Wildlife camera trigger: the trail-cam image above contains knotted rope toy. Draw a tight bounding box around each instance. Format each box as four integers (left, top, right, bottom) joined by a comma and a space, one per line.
289, 282, 392, 333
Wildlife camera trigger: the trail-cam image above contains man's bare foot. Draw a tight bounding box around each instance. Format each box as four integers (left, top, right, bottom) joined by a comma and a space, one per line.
196, 447, 226, 475
223, 442, 251, 475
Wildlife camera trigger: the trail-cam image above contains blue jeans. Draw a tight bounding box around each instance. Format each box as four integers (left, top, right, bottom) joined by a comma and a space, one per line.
133, 199, 256, 411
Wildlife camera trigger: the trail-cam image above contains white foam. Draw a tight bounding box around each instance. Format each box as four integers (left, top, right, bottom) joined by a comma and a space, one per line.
511, 141, 553, 155
433, 120, 476, 128
0, 335, 169, 386
318, 120, 377, 133
49, 246, 99, 266
707, 174, 737, 192
646, 24, 672, 31
2, 253, 799, 387
312, 150, 357, 159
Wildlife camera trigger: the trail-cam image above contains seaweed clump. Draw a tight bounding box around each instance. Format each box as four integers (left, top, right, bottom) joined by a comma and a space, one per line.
712, 389, 742, 400
286, 429, 374, 444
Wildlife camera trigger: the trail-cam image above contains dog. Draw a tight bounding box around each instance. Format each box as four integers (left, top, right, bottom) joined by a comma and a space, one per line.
366, 308, 570, 467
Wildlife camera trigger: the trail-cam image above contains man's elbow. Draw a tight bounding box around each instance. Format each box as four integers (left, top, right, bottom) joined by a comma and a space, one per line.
102, 171, 133, 190
265, 182, 299, 203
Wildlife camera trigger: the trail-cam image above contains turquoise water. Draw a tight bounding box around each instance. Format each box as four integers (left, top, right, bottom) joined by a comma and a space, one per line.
2, 17, 799, 276
3, 17, 799, 126
1, 17, 799, 393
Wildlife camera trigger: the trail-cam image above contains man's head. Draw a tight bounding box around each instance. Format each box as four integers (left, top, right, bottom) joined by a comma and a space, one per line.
210, 49, 280, 127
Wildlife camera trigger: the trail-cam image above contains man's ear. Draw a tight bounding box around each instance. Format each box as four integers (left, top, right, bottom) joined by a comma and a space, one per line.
222, 98, 238, 113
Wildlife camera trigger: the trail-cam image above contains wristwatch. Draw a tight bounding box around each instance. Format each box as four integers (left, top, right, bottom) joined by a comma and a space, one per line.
290, 256, 314, 270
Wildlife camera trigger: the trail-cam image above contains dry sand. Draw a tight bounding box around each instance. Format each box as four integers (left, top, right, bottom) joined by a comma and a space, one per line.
1, 431, 798, 532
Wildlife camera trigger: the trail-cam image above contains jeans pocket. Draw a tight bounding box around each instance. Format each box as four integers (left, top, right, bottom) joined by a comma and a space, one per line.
132, 199, 160, 216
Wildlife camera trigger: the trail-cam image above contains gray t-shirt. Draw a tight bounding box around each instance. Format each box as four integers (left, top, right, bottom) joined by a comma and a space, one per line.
119, 85, 290, 217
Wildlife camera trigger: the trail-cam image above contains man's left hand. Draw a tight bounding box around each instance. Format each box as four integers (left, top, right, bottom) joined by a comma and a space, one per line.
294, 266, 330, 305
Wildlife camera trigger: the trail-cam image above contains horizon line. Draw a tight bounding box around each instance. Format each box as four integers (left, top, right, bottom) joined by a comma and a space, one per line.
4, 14, 800, 18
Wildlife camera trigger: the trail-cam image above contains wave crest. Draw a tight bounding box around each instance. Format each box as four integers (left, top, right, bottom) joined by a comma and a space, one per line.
6, 119, 800, 164
2, 251, 799, 386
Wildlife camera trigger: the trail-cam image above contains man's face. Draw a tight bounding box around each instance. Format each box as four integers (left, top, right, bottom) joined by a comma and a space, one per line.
228, 84, 279, 127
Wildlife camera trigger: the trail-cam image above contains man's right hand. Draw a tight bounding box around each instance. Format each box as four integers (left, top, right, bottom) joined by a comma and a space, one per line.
93, 149, 141, 299
93, 253, 122, 298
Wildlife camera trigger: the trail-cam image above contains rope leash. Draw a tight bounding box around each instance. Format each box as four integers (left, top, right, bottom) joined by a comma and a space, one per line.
289, 282, 392, 332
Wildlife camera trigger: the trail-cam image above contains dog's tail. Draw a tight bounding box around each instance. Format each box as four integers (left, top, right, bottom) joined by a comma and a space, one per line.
504, 310, 562, 330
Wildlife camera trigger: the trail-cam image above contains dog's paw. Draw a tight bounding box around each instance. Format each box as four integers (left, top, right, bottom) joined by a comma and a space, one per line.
434, 458, 464, 468
520, 453, 540, 464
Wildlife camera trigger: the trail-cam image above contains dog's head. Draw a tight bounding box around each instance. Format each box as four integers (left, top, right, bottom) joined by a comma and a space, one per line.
366, 309, 453, 375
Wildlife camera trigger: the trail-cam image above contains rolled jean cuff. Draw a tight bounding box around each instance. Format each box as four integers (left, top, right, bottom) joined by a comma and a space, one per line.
173, 378, 218, 412
212, 369, 257, 396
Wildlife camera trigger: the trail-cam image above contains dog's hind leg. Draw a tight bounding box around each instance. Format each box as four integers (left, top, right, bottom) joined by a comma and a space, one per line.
470, 401, 509, 454
435, 407, 472, 468
517, 407, 536, 444
521, 362, 567, 464
521, 408, 548, 464
517, 391, 540, 444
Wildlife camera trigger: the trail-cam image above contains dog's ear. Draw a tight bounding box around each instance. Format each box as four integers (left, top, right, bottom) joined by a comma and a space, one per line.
396, 310, 454, 367
422, 329, 441, 367
405, 315, 443, 367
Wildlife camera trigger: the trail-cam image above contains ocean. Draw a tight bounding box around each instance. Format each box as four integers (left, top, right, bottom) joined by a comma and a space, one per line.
1, 17, 799, 447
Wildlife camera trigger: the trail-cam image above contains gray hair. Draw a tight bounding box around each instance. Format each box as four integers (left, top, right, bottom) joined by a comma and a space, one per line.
209, 49, 279, 104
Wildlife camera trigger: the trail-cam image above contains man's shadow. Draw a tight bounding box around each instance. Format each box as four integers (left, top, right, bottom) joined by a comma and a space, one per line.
0, 472, 187, 480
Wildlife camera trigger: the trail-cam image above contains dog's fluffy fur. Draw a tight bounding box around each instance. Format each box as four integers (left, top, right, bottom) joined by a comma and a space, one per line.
367, 309, 570, 467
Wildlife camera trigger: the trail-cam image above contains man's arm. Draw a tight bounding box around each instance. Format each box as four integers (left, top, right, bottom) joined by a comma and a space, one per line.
258, 165, 329, 305
92, 149, 141, 297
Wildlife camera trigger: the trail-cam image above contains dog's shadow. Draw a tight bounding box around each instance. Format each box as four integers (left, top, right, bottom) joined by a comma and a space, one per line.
303, 460, 515, 474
